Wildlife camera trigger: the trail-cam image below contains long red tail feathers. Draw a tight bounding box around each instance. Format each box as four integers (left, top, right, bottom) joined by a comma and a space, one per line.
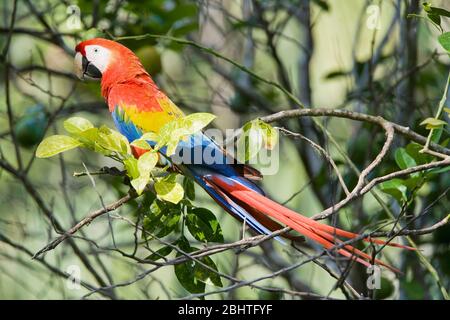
205, 175, 415, 273
202, 177, 304, 242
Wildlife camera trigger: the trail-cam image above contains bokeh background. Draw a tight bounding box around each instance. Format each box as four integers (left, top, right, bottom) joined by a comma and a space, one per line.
0, 0, 449, 299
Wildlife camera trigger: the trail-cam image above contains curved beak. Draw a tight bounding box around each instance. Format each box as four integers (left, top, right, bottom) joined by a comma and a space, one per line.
74, 52, 102, 80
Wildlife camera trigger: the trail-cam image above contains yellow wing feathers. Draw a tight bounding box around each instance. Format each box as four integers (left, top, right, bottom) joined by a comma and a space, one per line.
119, 97, 184, 133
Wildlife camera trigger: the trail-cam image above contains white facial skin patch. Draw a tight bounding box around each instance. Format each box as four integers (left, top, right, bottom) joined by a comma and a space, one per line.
84, 45, 111, 73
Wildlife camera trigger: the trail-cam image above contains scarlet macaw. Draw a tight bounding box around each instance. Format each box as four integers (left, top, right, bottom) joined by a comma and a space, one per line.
74, 38, 411, 272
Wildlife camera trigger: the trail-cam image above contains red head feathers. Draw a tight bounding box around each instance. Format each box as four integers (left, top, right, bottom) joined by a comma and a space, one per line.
74, 38, 156, 100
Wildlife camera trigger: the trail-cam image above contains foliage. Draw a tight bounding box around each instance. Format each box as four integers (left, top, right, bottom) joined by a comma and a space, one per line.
36, 113, 223, 294
379, 3, 450, 209
237, 119, 278, 162
36, 113, 215, 196
75, 0, 198, 51
34, 112, 275, 295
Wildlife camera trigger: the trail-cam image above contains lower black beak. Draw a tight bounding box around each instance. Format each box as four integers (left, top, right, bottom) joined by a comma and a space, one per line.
82, 55, 102, 79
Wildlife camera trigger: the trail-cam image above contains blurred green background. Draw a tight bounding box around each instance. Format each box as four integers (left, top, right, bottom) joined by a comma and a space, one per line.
0, 0, 449, 300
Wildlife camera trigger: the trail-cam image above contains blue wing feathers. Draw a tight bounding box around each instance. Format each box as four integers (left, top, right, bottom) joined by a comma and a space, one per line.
112, 106, 143, 142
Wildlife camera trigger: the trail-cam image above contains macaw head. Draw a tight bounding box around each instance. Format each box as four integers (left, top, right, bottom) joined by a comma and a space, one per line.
75, 38, 112, 80
74, 38, 148, 86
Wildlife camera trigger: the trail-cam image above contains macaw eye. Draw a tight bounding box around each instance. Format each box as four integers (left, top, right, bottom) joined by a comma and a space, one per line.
94, 48, 98, 53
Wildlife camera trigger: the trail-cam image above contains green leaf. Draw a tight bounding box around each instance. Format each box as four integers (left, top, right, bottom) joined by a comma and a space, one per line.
132, 132, 159, 150
141, 132, 160, 142
130, 139, 153, 150
422, 3, 450, 30
137, 152, 158, 175
131, 176, 150, 195
432, 7, 450, 18
175, 260, 205, 294
403, 176, 422, 190
394, 148, 420, 188
158, 120, 188, 143
130, 152, 159, 195
427, 13, 441, 28
157, 120, 190, 154
63, 117, 94, 135
259, 121, 278, 150
430, 126, 444, 144
374, 277, 395, 300
194, 255, 223, 287
402, 279, 425, 299
174, 237, 205, 294
423, 3, 450, 17
124, 157, 139, 179
155, 113, 215, 155
145, 245, 173, 262
444, 107, 450, 114
237, 120, 277, 162
311, 0, 329, 11
428, 165, 450, 175
155, 174, 184, 204
422, 2, 432, 12
395, 148, 417, 170
165, 139, 180, 156
96, 127, 131, 154
258, 289, 284, 300
419, 117, 447, 129
143, 200, 181, 238
186, 207, 224, 243
77, 127, 100, 149
183, 113, 216, 134
174, 236, 222, 294
36, 135, 82, 158
438, 32, 450, 52
406, 143, 433, 165
183, 177, 196, 201
380, 179, 408, 203
237, 122, 263, 162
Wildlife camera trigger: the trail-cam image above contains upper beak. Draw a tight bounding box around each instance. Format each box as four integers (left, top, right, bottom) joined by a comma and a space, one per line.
74, 52, 102, 80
